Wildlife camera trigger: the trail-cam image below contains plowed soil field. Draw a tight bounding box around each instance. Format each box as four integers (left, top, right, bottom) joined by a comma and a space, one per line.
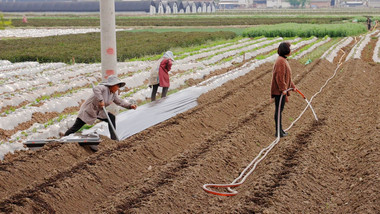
0, 55, 379, 212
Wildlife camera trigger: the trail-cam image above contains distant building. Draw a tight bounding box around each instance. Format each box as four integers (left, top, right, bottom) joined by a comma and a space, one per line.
309, 0, 331, 8
178, 1, 191, 13
0, 1, 216, 14
340, 0, 365, 7
266, 0, 291, 8
219, 0, 247, 9
168, 1, 178, 13
253, 0, 267, 8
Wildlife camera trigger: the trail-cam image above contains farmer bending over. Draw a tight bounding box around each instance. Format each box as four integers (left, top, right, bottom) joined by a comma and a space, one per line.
149, 51, 174, 101
63, 75, 137, 140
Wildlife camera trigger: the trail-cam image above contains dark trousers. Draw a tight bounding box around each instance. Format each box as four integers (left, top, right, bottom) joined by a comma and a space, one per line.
151, 84, 169, 101
64, 113, 117, 140
274, 95, 286, 134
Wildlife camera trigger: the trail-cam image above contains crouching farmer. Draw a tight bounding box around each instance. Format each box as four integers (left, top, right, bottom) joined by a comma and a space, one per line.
63, 75, 137, 140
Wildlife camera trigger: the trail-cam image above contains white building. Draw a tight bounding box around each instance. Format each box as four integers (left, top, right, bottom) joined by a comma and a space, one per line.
266, 0, 291, 8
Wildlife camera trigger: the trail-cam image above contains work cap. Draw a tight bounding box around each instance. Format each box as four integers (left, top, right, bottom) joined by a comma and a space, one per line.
100, 75, 126, 88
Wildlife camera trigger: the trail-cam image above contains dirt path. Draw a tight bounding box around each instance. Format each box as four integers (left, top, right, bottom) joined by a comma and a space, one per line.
0, 54, 379, 212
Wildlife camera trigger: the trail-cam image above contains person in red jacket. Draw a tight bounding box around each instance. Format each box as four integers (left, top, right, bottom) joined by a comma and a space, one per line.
22, 15, 28, 23
150, 51, 174, 101
271, 42, 297, 137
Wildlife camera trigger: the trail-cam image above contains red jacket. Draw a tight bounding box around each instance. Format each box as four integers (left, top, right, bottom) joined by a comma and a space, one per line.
158, 58, 172, 87
271, 56, 295, 99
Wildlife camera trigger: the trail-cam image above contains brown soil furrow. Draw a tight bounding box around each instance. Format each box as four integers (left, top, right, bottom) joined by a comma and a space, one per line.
248, 60, 349, 212
333, 38, 357, 64
93, 101, 270, 213
0, 142, 95, 199
239, 60, 380, 213
91, 60, 338, 213
113, 137, 219, 212
0, 150, 102, 212
361, 31, 380, 63
239, 120, 325, 212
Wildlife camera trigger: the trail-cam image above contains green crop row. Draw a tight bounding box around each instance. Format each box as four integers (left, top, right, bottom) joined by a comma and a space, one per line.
243, 23, 367, 38
299, 37, 341, 64
351, 16, 380, 23
203, 36, 265, 61
0, 31, 236, 63
290, 36, 328, 59
173, 36, 244, 60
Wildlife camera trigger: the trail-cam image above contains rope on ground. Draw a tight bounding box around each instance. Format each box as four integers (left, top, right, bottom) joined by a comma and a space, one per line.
203, 49, 347, 196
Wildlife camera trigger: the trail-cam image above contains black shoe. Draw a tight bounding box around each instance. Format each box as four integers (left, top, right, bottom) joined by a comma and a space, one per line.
274, 132, 288, 138
281, 130, 288, 137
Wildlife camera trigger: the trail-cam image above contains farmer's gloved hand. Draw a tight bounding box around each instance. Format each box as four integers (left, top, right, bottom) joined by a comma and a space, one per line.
130, 104, 137, 110
99, 101, 105, 108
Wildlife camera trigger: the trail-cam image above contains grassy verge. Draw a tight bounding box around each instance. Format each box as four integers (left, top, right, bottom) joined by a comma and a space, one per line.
243, 23, 367, 38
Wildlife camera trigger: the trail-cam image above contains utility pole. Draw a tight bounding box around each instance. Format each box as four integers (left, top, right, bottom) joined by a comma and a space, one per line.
100, 0, 117, 80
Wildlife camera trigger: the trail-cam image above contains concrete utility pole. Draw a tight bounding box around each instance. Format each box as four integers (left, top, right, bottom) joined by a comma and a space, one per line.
100, 0, 117, 80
